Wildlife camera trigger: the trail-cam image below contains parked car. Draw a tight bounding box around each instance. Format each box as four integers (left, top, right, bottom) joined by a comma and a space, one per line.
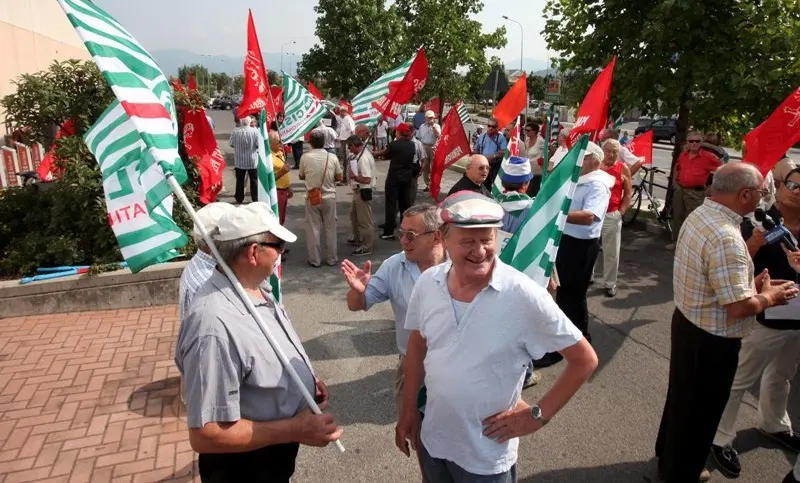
634, 118, 678, 144
212, 97, 234, 110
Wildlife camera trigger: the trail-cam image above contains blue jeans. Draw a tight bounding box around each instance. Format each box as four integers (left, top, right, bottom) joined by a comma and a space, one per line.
419, 442, 517, 483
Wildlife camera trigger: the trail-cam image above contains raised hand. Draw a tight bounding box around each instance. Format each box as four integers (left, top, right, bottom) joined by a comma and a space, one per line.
340, 259, 372, 294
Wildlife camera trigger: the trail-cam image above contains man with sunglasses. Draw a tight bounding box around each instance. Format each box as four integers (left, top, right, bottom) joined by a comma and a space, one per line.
472, 117, 508, 191
669, 130, 723, 249
448, 154, 492, 198
178, 202, 342, 482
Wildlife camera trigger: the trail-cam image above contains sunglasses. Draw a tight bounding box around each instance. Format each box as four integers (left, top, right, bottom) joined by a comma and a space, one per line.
487, 124, 498, 129
687, 140, 701, 144
396, 229, 435, 242
258, 240, 286, 253
785, 180, 800, 191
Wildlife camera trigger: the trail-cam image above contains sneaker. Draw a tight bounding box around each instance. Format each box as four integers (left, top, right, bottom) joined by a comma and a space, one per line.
523, 371, 540, 389
325, 260, 339, 267
380, 234, 397, 241
346, 238, 360, 246
351, 247, 372, 256
711, 444, 741, 478
759, 429, 800, 452
605, 287, 617, 297
307, 261, 321, 268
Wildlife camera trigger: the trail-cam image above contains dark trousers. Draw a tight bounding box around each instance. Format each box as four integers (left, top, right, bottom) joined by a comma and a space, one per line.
199, 443, 299, 483
384, 177, 413, 235
291, 141, 303, 168
655, 309, 741, 482
555, 234, 601, 339
234, 168, 258, 204
526, 175, 542, 197
484, 161, 501, 191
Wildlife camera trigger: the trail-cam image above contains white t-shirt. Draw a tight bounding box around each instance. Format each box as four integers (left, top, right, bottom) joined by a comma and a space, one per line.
351, 149, 377, 190
376, 120, 389, 138
549, 145, 569, 168
404, 259, 583, 475
526, 136, 545, 176
336, 115, 355, 141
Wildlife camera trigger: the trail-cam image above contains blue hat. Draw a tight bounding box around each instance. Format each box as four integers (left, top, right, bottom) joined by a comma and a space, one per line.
438, 191, 504, 228
500, 156, 533, 183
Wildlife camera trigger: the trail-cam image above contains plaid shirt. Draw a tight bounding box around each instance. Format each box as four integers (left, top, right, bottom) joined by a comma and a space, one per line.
178, 251, 217, 321
673, 199, 755, 338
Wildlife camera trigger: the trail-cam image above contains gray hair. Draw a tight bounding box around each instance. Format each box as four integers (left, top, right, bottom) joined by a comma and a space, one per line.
346, 134, 364, 147
309, 129, 326, 149
602, 139, 621, 151
239, 116, 252, 127
711, 164, 762, 194
403, 204, 440, 232
193, 233, 209, 251
215, 232, 265, 265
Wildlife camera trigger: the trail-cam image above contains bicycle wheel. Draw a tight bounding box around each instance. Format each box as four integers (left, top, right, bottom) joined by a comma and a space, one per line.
622, 187, 642, 226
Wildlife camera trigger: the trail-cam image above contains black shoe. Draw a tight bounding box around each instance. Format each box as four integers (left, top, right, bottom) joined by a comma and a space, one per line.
380, 234, 397, 240
351, 247, 372, 256
605, 287, 617, 297
532, 353, 563, 368
760, 429, 800, 452
307, 261, 321, 268
346, 238, 360, 246
711, 444, 741, 478
783, 470, 800, 483
378, 223, 386, 229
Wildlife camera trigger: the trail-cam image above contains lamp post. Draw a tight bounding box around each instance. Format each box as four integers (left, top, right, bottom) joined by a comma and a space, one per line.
502, 15, 525, 121
281, 41, 296, 73
288, 53, 296, 77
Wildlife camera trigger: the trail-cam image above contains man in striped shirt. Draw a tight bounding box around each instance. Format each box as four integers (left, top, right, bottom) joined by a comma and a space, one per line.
229, 116, 261, 204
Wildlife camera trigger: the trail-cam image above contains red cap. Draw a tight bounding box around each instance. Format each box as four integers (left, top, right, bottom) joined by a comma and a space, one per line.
396, 123, 411, 135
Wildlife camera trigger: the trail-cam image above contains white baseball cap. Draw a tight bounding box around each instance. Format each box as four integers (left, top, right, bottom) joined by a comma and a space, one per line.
585, 141, 604, 162
193, 202, 236, 238
214, 202, 297, 243
425, 110, 436, 118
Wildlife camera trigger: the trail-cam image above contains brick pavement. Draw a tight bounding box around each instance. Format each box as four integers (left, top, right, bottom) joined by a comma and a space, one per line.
0, 306, 197, 483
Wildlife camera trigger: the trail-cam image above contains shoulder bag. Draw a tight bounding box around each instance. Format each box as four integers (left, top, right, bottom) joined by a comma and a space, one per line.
307, 153, 330, 206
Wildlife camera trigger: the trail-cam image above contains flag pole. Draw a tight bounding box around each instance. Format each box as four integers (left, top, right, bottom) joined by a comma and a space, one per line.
164, 173, 345, 454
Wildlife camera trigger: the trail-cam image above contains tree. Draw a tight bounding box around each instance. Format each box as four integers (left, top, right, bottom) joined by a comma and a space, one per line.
297, 0, 405, 98
527, 74, 549, 101
395, 0, 506, 106
178, 64, 212, 94
232, 75, 245, 94
465, 56, 504, 102
543, 0, 800, 176
210, 72, 232, 94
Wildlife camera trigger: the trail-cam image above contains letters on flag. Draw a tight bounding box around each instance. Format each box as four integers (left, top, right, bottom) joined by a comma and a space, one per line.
371, 48, 428, 120
743, 87, 800, 176
351, 53, 417, 126
238, 10, 276, 121
430, 107, 470, 201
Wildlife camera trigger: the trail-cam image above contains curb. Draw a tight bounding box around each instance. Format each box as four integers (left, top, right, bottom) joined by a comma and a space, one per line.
0, 262, 186, 319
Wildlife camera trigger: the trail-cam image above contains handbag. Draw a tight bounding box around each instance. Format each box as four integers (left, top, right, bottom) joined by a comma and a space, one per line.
307, 154, 330, 206
359, 188, 373, 201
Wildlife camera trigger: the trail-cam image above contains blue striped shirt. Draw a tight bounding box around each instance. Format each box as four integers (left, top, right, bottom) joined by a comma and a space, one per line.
178, 251, 217, 322
229, 126, 260, 169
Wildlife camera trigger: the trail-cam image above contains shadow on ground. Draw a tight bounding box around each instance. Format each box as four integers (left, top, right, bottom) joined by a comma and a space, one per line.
521, 458, 658, 483
303, 319, 397, 361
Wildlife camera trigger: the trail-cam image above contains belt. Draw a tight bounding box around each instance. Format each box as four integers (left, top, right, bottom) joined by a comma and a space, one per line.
679, 185, 706, 191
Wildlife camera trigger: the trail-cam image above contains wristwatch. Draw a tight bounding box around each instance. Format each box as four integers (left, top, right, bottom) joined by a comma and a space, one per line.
530, 404, 549, 426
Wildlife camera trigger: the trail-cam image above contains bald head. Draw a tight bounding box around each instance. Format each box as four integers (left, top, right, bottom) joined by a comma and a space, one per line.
710, 162, 765, 215
465, 155, 490, 185
355, 124, 370, 140
268, 130, 281, 150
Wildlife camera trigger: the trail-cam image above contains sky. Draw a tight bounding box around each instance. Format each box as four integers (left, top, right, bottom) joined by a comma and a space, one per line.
93, 0, 553, 68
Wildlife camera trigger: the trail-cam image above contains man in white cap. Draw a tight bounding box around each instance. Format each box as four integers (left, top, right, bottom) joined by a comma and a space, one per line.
416, 110, 441, 191
177, 202, 342, 482
396, 191, 598, 483
177, 202, 235, 321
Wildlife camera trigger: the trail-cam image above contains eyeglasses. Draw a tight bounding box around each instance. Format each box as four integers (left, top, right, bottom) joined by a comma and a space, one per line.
258, 240, 286, 253
396, 229, 436, 241
477, 165, 490, 171
784, 180, 800, 191
747, 187, 770, 197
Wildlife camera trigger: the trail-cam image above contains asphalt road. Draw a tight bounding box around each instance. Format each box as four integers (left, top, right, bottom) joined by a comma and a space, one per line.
208, 110, 799, 482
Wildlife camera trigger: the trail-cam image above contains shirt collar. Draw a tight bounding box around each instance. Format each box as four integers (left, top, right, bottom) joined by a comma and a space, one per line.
704, 198, 744, 224
195, 250, 217, 267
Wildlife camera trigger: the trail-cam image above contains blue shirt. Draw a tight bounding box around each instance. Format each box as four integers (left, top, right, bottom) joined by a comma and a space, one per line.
364, 252, 422, 355
178, 251, 217, 322
562, 179, 611, 239
472, 133, 508, 159
413, 112, 427, 130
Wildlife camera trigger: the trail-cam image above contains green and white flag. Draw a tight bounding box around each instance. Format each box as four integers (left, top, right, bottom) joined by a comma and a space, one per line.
499, 136, 588, 287
351, 56, 415, 127
279, 73, 328, 144
256, 109, 283, 301
456, 102, 471, 127
84, 101, 187, 272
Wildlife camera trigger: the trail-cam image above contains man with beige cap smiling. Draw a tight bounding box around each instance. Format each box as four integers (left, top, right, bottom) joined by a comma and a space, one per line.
177, 202, 342, 482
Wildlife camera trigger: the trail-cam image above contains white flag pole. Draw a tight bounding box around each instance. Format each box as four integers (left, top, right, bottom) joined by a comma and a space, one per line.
166, 174, 345, 454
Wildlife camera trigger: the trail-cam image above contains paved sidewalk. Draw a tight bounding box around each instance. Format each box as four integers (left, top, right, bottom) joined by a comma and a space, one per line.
0, 307, 196, 483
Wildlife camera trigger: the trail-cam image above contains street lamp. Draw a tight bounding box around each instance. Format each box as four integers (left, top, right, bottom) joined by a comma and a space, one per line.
281, 41, 296, 73
288, 53, 296, 77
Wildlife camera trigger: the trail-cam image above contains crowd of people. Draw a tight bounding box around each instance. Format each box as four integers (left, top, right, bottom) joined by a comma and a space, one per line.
181, 106, 800, 482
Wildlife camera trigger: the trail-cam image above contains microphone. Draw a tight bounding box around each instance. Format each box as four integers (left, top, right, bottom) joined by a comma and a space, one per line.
754, 209, 799, 252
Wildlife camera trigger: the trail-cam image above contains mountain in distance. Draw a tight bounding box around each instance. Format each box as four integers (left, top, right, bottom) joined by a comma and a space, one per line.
150, 49, 300, 77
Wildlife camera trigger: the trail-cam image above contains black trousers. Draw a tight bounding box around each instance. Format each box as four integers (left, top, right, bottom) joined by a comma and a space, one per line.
655, 309, 741, 482
291, 141, 304, 168
526, 175, 543, 197
234, 168, 258, 204
199, 443, 299, 483
384, 177, 414, 236
555, 234, 601, 339
484, 161, 501, 191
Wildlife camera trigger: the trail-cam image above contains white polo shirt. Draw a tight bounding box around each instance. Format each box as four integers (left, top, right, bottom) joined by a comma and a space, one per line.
404, 259, 583, 475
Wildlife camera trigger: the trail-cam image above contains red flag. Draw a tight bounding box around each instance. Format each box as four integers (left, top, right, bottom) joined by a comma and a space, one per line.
371, 48, 429, 119
188, 73, 198, 91
492, 74, 527, 128
36, 119, 76, 181
423, 97, 441, 117
270, 85, 285, 115
430, 104, 471, 201
743, 87, 800, 176
237, 10, 276, 121
569, 57, 616, 145
170, 77, 185, 92
307, 81, 324, 101
628, 130, 653, 165
181, 107, 225, 204
338, 99, 353, 113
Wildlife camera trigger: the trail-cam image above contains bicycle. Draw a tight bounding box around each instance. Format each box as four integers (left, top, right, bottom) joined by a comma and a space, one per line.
622, 165, 673, 237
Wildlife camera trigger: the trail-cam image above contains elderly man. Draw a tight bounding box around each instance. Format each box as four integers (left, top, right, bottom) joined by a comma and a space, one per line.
592, 139, 632, 297
299, 129, 343, 267
396, 191, 598, 483
346, 135, 376, 256
669, 130, 723, 247
376, 123, 418, 240
335, 106, 356, 183
447, 154, 492, 198
177, 202, 343, 482
711, 167, 800, 478
473, 117, 509, 191
269, 130, 293, 225
315, 120, 338, 155
229, 116, 261, 204
416, 110, 441, 191
655, 163, 799, 483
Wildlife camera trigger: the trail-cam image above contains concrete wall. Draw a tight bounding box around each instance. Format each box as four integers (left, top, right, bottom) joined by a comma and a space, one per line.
0, 0, 90, 123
